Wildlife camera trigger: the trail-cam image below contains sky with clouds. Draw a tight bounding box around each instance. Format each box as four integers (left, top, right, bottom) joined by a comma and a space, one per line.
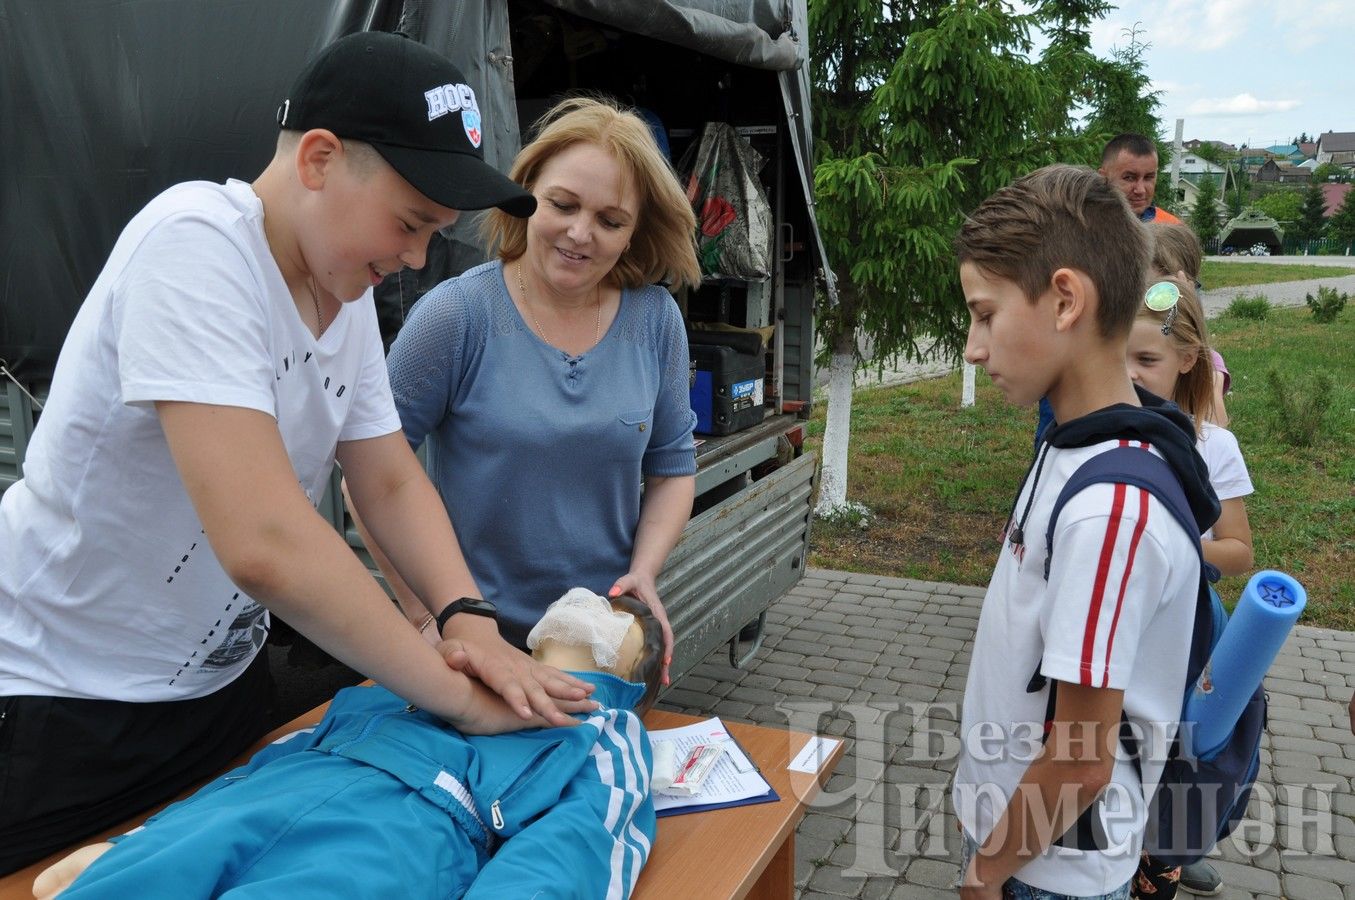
1082, 0, 1353, 149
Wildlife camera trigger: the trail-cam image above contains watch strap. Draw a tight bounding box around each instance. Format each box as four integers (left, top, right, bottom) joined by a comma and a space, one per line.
435, 596, 496, 634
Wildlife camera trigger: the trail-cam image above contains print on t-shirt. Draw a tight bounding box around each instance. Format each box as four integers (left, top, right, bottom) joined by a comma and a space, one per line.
201, 600, 268, 670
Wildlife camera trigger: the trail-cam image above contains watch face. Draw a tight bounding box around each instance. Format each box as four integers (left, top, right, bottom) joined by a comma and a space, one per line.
456, 597, 496, 617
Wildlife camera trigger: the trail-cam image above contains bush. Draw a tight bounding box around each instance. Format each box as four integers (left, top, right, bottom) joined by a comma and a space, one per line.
1263, 369, 1333, 447
1225, 293, 1270, 320
1305, 285, 1348, 323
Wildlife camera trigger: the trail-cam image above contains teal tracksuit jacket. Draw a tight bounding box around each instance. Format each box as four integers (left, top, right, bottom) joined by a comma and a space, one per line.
61, 674, 654, 899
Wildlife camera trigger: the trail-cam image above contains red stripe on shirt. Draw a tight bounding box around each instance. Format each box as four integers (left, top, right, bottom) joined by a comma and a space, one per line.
1081, 482, 1127, 685
1101, 486, 1151, 687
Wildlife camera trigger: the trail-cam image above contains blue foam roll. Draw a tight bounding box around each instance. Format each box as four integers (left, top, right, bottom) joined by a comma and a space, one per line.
1186, 570, 1306, 759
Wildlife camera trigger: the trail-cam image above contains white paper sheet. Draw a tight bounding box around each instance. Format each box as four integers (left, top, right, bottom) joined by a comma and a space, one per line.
648, 716, 772, 812
787, 735, 841, 774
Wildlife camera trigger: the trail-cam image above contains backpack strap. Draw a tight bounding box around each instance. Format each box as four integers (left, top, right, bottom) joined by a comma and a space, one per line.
1043, 445, 1198, 578
1030, 445, 1214, 851
1041, 445, 1214, 690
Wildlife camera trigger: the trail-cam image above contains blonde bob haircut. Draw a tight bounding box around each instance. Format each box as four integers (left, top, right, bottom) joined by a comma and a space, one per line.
482, 96, 702, 291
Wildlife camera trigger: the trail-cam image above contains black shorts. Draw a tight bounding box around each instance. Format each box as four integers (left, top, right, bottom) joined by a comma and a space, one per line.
0, 649, 276, 876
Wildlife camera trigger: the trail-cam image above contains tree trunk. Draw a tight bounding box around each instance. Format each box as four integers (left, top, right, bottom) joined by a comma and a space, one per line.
815, 327, 857, 516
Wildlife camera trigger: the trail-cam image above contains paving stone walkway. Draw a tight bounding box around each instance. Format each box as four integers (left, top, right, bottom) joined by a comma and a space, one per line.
655, 568, 1355, 900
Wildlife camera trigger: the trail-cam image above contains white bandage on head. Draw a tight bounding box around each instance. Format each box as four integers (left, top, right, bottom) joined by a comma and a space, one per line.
525, 588, 636, 670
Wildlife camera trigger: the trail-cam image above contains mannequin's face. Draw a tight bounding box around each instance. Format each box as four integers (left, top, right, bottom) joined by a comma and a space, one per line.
533, 619, 645, 680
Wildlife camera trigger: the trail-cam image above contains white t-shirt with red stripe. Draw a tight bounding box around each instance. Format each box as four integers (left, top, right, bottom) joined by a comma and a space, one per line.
953, 438, 1200, 895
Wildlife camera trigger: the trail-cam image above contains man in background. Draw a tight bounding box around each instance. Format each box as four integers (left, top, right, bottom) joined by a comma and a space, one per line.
1099, 133, 1183, 224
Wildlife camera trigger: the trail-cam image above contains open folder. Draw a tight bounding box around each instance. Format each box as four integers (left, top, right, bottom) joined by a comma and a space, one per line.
648, 716, 778, 818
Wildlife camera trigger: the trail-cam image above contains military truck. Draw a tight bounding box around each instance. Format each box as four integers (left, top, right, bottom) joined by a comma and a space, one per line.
0, 0, 833, 683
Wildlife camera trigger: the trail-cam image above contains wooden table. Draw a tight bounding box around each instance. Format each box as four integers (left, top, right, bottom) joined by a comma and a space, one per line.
1, 704, 842, 900
635, 710, 843, 899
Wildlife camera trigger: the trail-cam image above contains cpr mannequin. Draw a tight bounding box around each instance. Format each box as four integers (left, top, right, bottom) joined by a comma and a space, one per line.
34, 590, 663, 900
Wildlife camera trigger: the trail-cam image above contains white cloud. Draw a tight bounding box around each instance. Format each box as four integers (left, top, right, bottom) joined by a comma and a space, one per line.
1099, 0, 1273, 52
1187, 94, 1301, 116
1284, 1, 1348, 50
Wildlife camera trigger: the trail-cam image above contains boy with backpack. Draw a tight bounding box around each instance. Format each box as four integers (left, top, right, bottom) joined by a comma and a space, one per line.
952, 165, 1222, 899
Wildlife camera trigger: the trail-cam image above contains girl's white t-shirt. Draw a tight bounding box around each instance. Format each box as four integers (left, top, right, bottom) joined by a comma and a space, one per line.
1196, 421, 1253, 539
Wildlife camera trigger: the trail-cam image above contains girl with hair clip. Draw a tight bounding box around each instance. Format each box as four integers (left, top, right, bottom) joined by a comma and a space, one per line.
1129, 275, 1254, 578
1150, 222, 1232, 427
1127, 274, 1255, 900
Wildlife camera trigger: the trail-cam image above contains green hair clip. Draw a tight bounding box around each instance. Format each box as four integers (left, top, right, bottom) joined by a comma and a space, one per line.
1144, 281, 1180, 334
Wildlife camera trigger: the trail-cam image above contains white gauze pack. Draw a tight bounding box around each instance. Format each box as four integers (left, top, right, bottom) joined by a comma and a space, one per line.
525, 588, 636, 669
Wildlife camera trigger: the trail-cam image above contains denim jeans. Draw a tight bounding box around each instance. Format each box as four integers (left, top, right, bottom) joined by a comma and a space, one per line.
958, 832, 1132, 900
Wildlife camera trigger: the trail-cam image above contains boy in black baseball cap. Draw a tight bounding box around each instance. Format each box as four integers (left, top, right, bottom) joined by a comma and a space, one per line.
277, 31, 536, 216
0, 31, 587, 876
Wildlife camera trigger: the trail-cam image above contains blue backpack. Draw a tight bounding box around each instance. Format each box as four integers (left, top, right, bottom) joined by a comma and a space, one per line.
1030, 445, 1265, 867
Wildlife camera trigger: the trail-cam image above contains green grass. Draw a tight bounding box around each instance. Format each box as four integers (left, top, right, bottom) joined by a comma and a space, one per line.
806, 306, 1355, 629
1200, 261, 1355, 290
1223, 293, 1270, 320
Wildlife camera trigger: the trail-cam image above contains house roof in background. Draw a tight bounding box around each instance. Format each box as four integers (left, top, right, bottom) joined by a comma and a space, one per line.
1322, 183, 1352, 217
1185, 138, 1236, 151
1318, 131, 1355, 153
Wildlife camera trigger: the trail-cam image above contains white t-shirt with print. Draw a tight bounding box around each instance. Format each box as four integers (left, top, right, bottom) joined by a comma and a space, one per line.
1197, 421, 1253, 540
0, 179, 401, 702
953, 439, 1201, 895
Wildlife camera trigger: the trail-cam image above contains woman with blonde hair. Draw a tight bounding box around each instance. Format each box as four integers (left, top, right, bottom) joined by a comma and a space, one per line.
355, 96, 701, 686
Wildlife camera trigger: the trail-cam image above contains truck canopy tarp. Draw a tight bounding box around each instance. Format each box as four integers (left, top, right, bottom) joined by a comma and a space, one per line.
0, 0, 830, 379
538, 1, 803, 71
0, 0, 392, 375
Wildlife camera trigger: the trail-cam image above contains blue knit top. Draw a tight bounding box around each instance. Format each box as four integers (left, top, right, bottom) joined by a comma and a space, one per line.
387, 260, 697, 646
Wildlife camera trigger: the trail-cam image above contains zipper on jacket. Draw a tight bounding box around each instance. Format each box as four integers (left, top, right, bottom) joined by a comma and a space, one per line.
488, 739, 570, 831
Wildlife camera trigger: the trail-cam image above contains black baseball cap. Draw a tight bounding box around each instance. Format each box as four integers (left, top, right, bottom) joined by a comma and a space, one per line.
278, 31, 536, 217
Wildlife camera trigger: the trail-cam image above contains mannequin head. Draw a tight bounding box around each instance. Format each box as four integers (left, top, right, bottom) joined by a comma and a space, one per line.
530, 592, 663, 714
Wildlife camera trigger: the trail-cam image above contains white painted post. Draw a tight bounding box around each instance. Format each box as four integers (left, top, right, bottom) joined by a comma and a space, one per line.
1171, 118, 1184, 200
815, 349, 856, 515
961, 362, 976, 408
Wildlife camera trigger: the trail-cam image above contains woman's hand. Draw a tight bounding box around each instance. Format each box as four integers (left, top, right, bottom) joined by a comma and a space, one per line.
437, 615, 596, 727
609, 573, 673, 686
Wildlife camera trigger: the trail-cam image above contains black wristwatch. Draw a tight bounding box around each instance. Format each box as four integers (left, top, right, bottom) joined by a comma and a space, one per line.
435, 597, 498, 635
